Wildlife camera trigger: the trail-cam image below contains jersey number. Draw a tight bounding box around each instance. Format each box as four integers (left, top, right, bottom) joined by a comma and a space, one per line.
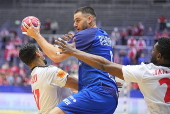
33, 89, 40, 110
159, 78, 170, 103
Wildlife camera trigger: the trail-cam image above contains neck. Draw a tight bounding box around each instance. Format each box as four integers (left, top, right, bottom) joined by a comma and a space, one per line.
89, 22, 97, 28
29, 60, 46, 69
158, 63, 170, 67
156, 60, 170, 67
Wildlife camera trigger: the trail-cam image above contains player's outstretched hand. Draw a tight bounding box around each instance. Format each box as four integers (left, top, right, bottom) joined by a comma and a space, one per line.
55, 37, 77, 56
116, 82, 123, 88
62, 33, 74, 41
22, 19, 41, 39
116, 82, 123, 92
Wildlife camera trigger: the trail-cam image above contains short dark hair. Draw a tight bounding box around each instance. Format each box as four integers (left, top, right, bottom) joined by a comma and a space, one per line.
19, 43, 38, 65
157, 37, 170, 60
74, 6, 96, 18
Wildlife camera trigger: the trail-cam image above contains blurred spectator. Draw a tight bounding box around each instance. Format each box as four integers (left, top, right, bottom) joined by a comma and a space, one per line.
43, 18, 51, 32
10, 31, 22, 47
128, 47, 137, 64
161, 29, 169, 37
9, 63, 19, 75
18, 63, 27, 78
22, 36, 30, 44
114, 51, 121, 64
126, 26, 132, 36
48, 36, 55, 44
6, 72, 14, 85
4, 38, 15, 61
50, 20, 59, 34
157, 15, 167, 31
13, 72, 22, 85
136, 37, 146, 52
146, 27, 154, 36
136, 37, 146, 62
154, 30, 162, 43
0, 28, 9, 49
137, 22, 145, 36
146, 27, 155, 46
70, 60, 78, 74
119, 49, 131, 65
127, 36, 137, 47
138, 53, 146, 65
132, 24, 139, 36
65, 60, 71, 74
120, 28, 128, 45
110, 27, 120, 47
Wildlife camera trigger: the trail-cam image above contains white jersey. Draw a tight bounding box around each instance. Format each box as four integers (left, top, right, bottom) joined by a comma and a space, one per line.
122, 63, 170, 114
30, 65, 72, 114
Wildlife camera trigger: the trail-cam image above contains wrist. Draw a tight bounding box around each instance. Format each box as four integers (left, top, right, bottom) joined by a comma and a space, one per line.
72, 49, 78, 56
33, 33, 42, 40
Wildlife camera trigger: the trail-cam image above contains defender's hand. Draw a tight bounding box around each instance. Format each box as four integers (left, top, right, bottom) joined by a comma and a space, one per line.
62, 33, 74, 41
55, 37, 76, 56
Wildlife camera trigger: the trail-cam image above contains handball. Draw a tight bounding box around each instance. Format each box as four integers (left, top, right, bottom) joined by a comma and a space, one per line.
21, 16, 40, 34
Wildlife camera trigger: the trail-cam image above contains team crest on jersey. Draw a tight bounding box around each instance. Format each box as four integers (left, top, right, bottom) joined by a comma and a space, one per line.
57, 70, 66, 78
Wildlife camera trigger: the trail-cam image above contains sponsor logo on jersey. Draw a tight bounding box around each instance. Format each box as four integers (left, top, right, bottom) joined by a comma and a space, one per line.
57, 70, 66, 78
63, 98, 71, 105
98, 35, 111, 46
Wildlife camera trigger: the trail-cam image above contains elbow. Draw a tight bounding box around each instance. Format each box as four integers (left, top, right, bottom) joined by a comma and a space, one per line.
73, 85, 78, 90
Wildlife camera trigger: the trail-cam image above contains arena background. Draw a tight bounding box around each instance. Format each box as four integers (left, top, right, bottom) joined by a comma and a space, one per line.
0, 0, 169, 113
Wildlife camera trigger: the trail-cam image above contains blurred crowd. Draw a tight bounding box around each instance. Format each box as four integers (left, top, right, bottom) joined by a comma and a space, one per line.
1, 16, 170, 91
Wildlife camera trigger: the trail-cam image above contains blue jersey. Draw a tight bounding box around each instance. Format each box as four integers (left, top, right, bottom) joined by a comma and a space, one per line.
58, 28, 118, 114
69, 28, 117, 91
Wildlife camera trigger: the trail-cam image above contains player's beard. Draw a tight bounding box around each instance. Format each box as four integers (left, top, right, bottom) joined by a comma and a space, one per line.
81, 22, 89, 31
151, 56, 157, 64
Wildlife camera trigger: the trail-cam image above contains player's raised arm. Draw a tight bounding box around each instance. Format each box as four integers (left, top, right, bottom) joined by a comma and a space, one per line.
21, 18, 70, 62
56, 38, 124, 80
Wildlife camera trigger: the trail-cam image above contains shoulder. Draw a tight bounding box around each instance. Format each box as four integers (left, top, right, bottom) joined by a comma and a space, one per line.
74, 28, 109, 39
75, 28, 98, 38
77, 28, 98, 34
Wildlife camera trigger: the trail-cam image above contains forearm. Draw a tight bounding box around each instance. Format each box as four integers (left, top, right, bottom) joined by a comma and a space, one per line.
72, 49, 110, 71
72, 49, 124, 80
35, 34, 70, 62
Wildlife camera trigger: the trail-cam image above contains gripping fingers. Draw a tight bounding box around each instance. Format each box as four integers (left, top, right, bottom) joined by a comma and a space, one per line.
29, 19, 33, 27
62, 34, 69, 41
62, 33, 73, 41
55, 40, 66, 49
37, 22, 41, 29
23, 22, 29, 29
57, 46, 64, 50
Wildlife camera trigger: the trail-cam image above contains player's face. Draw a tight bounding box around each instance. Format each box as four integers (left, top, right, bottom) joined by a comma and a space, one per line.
151, 43, 158, 64
37, 48, 47, 65
73, 12, 90, 32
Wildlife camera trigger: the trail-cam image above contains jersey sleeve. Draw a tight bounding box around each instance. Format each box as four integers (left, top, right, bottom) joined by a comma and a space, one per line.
68, 28, 97, 51
46, 66, 68, 87
122, 64, 146, 83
